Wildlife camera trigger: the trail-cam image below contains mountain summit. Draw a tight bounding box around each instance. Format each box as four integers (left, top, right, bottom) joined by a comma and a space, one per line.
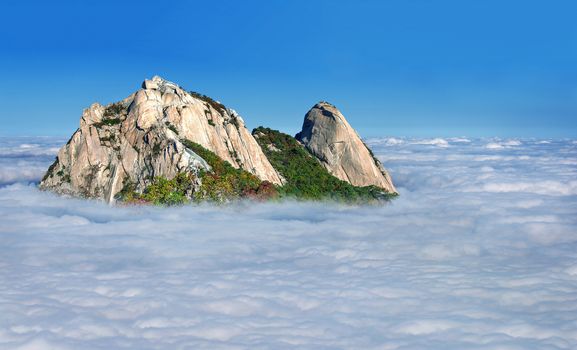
296, 102, 396, 193
40, 76, 396, 204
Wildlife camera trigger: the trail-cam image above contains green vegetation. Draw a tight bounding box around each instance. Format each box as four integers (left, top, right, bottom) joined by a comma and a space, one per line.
253, 127, 396, 202
116, 140, 275, 206
165, 122, 179, 135
152, 142, 162, 157
207, 119, 216, 126
42, 158, 59, 181
141, 173, 192, 205
94, 118, 121, 127
363, 141, 384, 169
114, 129, 393, 206
181, 140, 268, 202
115, 179, 138, 202
116, 173, 193, 206
103, 102, 125, 118
51, 166, 71, 183
94, 103, 125, 128
229, 116, 240, 129
99, 134, 116, 143
228, 149, 242, 166
189, 91, 226, 113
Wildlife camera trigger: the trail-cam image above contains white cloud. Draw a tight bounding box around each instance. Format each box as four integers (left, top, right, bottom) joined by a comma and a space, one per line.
485, 139, 522, 149
411, 138, 450, 147
502, 140, 522, 146
0, 137, 63, 186
449, 137, 471, 143
465, 180, 577, 196
365, 137, 404, 146
384, 137, 404, 145
0, 165, 48, 185
485, 142, 504, 149
0, 137, 576, 349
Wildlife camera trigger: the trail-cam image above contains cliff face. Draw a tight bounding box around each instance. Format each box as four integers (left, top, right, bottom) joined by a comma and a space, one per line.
145, 77, 283, 185
40, 78, 396, 204
39, 76, 283, 202
296, 102, 397, 193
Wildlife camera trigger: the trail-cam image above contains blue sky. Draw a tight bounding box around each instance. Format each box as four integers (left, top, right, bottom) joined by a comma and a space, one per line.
1, 0, 575, 137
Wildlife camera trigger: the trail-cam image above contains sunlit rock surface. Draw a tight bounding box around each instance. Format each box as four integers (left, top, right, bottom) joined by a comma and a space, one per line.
39, 76, 283, 202
296, 102, 397, 193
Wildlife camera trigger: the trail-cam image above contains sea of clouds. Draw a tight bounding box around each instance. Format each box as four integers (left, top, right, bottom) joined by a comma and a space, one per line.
1, 136, 576, 349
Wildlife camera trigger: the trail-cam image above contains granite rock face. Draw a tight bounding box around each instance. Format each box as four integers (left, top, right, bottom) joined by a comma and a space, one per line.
295, 102, 397, 193
40, 76, 283, 202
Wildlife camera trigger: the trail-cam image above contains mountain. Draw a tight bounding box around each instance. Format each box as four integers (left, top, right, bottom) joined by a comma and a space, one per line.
295, 102, 396, 194
40, 76, 396, 204
39, 76, 282, 203
253, 127, 396, 201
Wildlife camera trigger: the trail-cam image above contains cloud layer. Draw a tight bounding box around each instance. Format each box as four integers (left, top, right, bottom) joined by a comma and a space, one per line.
0, 137, 64, 186
1, 136, 576, 349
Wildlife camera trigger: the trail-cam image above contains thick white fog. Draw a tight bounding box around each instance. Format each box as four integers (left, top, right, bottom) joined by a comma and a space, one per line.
1, 136, 576, 349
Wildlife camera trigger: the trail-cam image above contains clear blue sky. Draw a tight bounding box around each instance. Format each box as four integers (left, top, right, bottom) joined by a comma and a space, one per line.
1, 0, 575, 138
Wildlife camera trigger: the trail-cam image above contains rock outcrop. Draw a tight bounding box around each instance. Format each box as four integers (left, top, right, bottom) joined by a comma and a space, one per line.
295, 102, 397, 193
40, 76, 283, 202
40, 77, 397, 204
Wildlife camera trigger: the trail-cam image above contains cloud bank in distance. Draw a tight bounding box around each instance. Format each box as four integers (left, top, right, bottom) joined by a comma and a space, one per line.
0, 136, 576, 349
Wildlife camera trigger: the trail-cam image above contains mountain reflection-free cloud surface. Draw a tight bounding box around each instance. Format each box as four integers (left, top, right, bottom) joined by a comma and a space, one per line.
1, 136, 576, 349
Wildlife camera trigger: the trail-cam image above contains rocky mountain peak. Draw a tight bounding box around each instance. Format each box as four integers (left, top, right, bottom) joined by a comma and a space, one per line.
40, 78, 395, 204
40, 76, 283, 203
296, 102, 397, 193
